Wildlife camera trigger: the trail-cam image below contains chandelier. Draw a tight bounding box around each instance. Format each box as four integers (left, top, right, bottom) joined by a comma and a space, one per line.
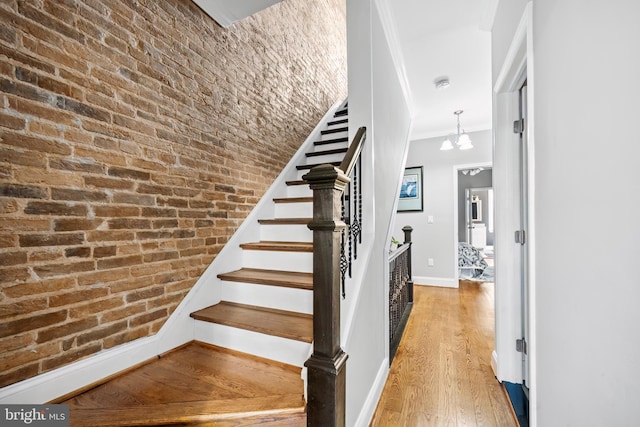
440, 110, 473, 151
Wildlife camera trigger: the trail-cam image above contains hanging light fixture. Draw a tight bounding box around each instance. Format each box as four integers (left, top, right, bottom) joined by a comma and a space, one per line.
440, 110, 473, 151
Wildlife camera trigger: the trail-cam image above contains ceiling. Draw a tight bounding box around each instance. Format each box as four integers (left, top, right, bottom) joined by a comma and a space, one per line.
382, 0, 496, 140
192, 0, 283, 27
193, 0, 496, 141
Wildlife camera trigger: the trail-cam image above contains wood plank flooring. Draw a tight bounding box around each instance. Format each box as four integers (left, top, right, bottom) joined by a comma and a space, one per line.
61, 342, 306, 426
370, 281, 517, 427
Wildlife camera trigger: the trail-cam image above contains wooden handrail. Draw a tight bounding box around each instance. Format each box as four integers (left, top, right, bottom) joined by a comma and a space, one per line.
388, 241, 411, 262
339, 126, 366, 176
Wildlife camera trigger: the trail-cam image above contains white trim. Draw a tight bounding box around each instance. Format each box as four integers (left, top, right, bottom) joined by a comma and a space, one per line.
493, 2, 536, 425
491, 350, 499, 379
353, 358, 389, 427
480, 0, 500, 32
372, 0, 414, 114
524, 6, 537, 426
0, 335, 159, 404
413, 276, 457, 288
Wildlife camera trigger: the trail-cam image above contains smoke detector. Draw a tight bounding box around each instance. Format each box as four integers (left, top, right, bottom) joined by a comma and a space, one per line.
434, 76, 450, 90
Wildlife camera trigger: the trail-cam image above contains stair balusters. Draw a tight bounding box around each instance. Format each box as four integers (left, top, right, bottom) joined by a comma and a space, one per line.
388, 226, 414, 363
303, 126, 366, 427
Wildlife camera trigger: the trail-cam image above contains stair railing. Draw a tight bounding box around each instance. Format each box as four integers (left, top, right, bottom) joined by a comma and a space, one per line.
302, 126, 366, 427
388, 225, 414, 363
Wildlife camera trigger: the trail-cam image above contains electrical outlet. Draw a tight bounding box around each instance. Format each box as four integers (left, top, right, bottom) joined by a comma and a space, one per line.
428, 258, 434, 267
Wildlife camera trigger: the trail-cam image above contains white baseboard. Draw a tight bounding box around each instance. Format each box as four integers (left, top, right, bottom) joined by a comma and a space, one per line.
413, 275, 458, 288
492, 349, 499, 379
0, 335, 179, 404
352, 358, 389, 427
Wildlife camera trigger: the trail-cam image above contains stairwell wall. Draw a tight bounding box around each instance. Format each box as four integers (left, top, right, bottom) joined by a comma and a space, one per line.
0, 0, 347, 388
345, 1, 412, 425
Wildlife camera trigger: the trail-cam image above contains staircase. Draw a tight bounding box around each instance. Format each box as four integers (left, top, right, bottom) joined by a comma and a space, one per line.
189, 104, 349, 370
62, 104, 351, 425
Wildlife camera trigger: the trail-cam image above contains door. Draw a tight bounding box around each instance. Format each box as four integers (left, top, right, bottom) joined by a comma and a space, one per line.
517, 81, 530, 393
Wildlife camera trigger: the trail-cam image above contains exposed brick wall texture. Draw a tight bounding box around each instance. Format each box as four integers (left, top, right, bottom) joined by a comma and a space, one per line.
0, 0, 347, 388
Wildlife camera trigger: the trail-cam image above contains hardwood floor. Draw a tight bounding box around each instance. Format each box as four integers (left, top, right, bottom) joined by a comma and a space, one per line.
60, 342, 306, 426
370, 281, 517, 427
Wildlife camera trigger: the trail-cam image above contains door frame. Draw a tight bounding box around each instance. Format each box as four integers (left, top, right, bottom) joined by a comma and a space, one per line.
464, 186, 493, 246
493, 2, 537, 424
452, 162, 492, 285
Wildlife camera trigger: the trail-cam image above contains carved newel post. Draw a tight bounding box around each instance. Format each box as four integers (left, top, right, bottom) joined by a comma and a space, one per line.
303, 164, 349, 427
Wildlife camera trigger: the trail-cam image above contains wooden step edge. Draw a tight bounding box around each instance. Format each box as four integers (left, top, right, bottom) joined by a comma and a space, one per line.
190, 302, 313, 342
257, 218, 311, 225
240, 241, 313, 252
314, 136, 348, 146
272, 196, 313, 203
193, 341, 303, 374
68, 395, 306, 426
335, 108, 348, 116
306, 147, 348, 157
328, 118, 348, 126
285, 179, 308, 186
296, 161, 340, 171
217, 267, 313, 290
321, 126, 348, 135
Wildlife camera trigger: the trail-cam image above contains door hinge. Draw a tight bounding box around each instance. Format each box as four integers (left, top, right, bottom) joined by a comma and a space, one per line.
513, 118, 525, 134
515, 230, 526, 245
516, 338, 528, 354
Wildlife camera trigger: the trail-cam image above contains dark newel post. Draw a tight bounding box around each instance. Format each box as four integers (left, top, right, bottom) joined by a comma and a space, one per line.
303, 164, 349, 427
402, 225, 414, 303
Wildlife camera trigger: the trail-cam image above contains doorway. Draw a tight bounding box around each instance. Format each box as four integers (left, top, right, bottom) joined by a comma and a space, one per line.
456, 167, 493, 282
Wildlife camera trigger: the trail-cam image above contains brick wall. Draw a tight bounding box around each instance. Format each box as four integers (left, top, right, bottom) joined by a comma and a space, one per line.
0, 0, 347, 388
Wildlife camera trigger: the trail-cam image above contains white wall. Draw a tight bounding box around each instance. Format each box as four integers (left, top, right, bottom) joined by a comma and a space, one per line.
494, 0, 640, 424
530, 1, 640, 425
491, 0, 529, 86
393, 130, 492, 287
345, 0, 413, 425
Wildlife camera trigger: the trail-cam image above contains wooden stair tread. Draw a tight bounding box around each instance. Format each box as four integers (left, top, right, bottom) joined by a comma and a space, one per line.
191, 302, 313, 343
258, 217, 311, 225
320, 126, 348, 135
296, 161, 340, 171
285, 179, 308, 186
69, 396, 305, 426
306, 147, 348, 157
240, 241, 313, 252
328, 118, 348, 126
62, 342, 306, 426
272, 196, 313, 203
314, 136, 348, 146
334, 108, 348, 117
218, 267, 313, 289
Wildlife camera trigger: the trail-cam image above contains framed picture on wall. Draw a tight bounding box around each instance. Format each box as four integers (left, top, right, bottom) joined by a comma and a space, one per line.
398, 166, 423, 212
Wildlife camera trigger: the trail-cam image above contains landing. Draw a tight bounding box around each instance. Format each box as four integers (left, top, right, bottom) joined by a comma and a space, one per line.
61, 342, 306, 426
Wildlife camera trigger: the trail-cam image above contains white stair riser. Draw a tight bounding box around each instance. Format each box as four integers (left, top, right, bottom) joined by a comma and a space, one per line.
287, 185, 312, 198
305, 152, 345, 165
311, 140, 348, 153
193, 322, 311, 367
260, 224, 312, 242
274, 202, 312, 218
243, 249, 312, 272
327, 118, 348, 127
220, 281, 313, 314
319, 130, 348, 141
